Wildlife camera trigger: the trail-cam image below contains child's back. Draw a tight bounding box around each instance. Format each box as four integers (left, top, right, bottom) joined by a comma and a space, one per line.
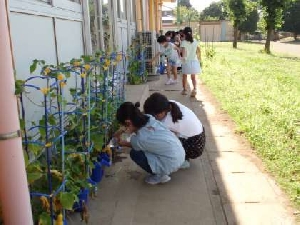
131, 116, 185, 175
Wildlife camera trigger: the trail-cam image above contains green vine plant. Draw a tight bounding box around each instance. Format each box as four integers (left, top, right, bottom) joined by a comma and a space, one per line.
126, 39, 148, 85
14, 50, 124, 224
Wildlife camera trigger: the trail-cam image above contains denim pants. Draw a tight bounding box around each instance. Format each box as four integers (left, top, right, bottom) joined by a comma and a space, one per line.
130, 149, 153, 174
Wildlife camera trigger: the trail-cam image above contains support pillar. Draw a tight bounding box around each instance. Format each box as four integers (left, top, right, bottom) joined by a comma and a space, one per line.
0, 1, 33, 224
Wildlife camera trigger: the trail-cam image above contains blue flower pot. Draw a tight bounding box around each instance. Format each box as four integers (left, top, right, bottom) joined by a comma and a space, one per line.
73, 188, 89, 212
97, 153, 111, 167
90, 161, 104, 183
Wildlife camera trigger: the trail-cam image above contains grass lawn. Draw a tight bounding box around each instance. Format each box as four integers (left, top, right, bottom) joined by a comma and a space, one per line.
201, 42, 300, 210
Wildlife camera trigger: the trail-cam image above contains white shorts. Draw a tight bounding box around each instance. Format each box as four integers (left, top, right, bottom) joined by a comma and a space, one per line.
182, 60, 201, 74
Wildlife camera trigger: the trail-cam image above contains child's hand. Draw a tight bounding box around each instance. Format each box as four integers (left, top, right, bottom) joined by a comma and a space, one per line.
119, 140, 131, 147
113, 127, 126, 139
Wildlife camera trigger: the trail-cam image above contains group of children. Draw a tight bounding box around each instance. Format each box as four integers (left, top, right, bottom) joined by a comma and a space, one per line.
114, 92, 205, 185
151, 27, 202, 97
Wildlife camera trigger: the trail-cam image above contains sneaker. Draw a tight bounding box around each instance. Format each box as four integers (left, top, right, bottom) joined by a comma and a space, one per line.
180, 160, 191, 169
170, 79, 178, 85
165, 79, 172, 85
181, 90, 187, 95
190, 89, 197, 97
145, 174, 171, 185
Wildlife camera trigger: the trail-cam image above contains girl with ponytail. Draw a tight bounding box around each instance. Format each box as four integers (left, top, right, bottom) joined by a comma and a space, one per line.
181, 27, 202, 97
115, 102, 185, 185
144, 93, 205, 169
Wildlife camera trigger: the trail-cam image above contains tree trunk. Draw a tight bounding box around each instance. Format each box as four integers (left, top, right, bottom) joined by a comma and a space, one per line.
265, 28, 272, 54
233, 26, 238, 48
294, 32, 298, 41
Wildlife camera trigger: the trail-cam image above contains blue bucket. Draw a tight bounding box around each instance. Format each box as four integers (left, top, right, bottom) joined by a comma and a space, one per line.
159, 63, 165, 74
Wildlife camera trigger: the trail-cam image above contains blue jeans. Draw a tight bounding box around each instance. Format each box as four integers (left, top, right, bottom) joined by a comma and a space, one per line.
130, 149, 153, 174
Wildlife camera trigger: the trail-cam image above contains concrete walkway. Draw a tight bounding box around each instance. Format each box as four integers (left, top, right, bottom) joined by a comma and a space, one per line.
69, 75, 297, 225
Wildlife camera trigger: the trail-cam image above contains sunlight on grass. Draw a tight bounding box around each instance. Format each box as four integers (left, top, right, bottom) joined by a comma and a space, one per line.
201, 42, 300, 210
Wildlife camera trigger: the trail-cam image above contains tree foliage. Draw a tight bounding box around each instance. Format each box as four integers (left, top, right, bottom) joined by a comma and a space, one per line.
225, 0, 249, 48
200, 2, 227, 20
173, 6, 200, 24
179, 0, 192, 8
226, 0, 248, 27
282, 0, 300, 40
239, 2, 259, 33
260, 0, 291, 53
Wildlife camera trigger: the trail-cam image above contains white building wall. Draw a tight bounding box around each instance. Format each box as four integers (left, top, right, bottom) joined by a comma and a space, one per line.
9, 0, 89, 127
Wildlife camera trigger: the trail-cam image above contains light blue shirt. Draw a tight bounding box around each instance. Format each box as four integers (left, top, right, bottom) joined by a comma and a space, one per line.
130, 115, 185, 175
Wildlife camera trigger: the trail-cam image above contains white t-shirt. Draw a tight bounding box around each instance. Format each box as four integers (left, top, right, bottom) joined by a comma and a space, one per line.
159, 42, 180, 62
161, 101, 203, 138
181, 40, 199, 61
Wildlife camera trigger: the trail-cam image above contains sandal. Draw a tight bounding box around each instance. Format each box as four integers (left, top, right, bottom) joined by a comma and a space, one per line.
181, 90, 187, 95
190, 89, 197, 97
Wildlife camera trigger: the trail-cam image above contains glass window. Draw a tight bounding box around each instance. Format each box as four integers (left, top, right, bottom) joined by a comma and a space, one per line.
68, 0, 80, 3
39, 0, 51, 3
130, 0, 136, 22
118, 0, 126, 19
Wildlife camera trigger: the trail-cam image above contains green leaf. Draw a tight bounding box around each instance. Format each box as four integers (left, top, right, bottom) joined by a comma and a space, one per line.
15, 80, 25, 95
38, 212, 51, 225
81, 55, 92, 63
28, 143, 42, 156
30, 60, 38, 74
57, 95, 63, 104
39, 117, 45, 126
59, 192, 76, 210
48, 115, 56, 126
20, 118, 25, 130
27, 172, 43, 184
39, 127, 46, 139
50, 92, 57, 98
65, 72, 71, 78
23, 151, 29, 167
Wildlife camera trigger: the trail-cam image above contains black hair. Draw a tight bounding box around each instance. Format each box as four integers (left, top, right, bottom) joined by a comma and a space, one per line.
183, 29, 193, 43
165, 31, 171, 36
134, 101, 140, 108
171, 31, 176, 38
116, 102, 149, 128
157, 35, 167, 43
184, 27, 192, 33
143, 92, 183, 123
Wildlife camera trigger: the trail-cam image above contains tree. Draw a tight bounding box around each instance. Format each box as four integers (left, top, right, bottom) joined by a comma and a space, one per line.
260, 0, 291, 53
178, 0, 192, 8
225, 0, 249, 48
239, 3, 259, 34
200, 2, 227, 21
173, 6, 200, 25
282, 0, 300, 40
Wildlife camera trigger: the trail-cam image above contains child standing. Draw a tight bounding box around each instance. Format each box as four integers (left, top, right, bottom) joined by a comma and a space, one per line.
144, 92, 205, 169
180, 27, 202, 97
151, 35, 181, 85
115, 102, 185, 185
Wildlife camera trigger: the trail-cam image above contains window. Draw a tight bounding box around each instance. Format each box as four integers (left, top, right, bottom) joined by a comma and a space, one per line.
130, 0, 136, 22
162, 20, 173, 24
39, 0, 51, 3
117, 0, 126, 19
